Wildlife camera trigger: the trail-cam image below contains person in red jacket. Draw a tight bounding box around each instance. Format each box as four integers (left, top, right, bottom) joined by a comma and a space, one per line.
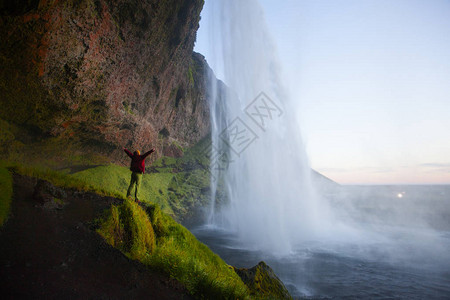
123, 147, 155, 203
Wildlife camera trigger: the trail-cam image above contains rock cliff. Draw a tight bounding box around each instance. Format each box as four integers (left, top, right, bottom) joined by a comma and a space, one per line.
0, 0, 209, 159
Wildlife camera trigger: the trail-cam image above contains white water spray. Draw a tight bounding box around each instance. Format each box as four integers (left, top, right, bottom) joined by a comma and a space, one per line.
205, 0, 320, 254
196, 2, 450, 296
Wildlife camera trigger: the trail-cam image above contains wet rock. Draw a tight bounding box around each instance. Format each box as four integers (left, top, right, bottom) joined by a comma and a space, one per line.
234, 261, 292, 300
33, 179, 66, 210
162, 142, 184, 158
0, 0, 210, 160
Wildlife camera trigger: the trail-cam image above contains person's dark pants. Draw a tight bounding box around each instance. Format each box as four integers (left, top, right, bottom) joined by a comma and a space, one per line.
127, 171, 142, 200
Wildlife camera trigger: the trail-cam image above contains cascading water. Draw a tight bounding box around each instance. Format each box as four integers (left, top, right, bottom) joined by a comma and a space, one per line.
205, 0, 321, 254
195, 1, 450, 297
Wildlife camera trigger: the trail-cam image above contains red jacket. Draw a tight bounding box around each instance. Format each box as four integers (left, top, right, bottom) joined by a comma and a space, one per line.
124, 148, 154, 174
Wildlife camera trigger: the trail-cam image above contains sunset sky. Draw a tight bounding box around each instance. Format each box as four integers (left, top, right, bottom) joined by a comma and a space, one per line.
195, 0, 450, 184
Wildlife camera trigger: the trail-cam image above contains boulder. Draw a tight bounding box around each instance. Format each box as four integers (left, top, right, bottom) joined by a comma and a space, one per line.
33, 179, 66, 210
234, 261, 292, 300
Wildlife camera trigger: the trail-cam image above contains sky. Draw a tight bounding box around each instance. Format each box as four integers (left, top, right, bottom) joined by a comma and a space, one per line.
194, 0, 450, 185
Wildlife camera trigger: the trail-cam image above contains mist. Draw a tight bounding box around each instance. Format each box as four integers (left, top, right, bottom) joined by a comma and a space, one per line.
194, 0, 450, 297
204, 0, 317, 254
321, 184, 450, 267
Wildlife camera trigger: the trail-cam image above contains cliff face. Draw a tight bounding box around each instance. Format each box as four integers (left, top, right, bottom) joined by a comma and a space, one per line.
0, 0, 208, 158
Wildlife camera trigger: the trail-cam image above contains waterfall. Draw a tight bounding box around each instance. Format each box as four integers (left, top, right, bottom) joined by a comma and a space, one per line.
205, 0, 318, 254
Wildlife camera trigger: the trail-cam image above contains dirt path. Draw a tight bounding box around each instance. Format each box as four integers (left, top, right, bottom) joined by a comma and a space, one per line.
0, 174, 193, 299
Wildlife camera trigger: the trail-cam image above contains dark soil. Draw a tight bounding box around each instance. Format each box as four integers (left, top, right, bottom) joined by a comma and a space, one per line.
56, 164, 103, 174
0, 174, 193, 299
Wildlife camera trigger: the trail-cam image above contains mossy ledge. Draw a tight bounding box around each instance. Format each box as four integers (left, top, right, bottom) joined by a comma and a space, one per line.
0, 163, 249, 298
1, 161, 293, 299
234, 261, 293, 300
98, 199, 156, 261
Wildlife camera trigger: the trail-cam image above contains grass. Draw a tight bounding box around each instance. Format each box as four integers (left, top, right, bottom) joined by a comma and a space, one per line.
0, 122, 109, 171
2, 160, 249, 299
8, 163, 119, 198
71, 164, 175, 215
167, 169, 210, 217
0, 156, 288, 299
0, 132, 212, 221
98, 200, 250, 299
5, 162, 178, 216
0, 129, 287, 298
0, 162, 13, 226
98, 199, 156, 260
145, 216, 250, 298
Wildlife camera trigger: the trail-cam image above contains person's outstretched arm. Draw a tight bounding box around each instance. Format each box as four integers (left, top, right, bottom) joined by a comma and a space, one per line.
142, 148, 155, 159
123, 148, 133, 158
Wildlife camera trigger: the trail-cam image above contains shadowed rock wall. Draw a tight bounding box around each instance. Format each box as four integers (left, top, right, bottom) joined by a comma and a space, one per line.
0, 0, 209, 158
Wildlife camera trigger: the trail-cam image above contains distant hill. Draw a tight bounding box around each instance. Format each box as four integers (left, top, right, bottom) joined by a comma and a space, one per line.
311, 169, 340, 191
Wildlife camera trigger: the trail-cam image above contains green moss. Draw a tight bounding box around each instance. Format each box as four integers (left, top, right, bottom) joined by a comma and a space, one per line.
171, 140, 184, 152
6, 163, 128, 207
98, 205, 123, 246
155, 167, 175, 173
167, 169, 210, 218
144, 203, 169, 237
122, 101, 135, 115
0, 163, 13, 227
235, 261, 292, 299
176, 135, 211, 170
144, 210, 250, 299
162, 156, 177, 167
10, 163, 102, 195
1, 130, 215, 224
146, 136, 223, 222
31, 136, 109, 167
71, 164, 175, 215
98, 199, 156, 260
151, 158, 164, 168
95, 196, 250, 299
53, 197, 64, 205
188, 64, 195, 86
4, 158, 250, 299
152, 156, 178, 171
